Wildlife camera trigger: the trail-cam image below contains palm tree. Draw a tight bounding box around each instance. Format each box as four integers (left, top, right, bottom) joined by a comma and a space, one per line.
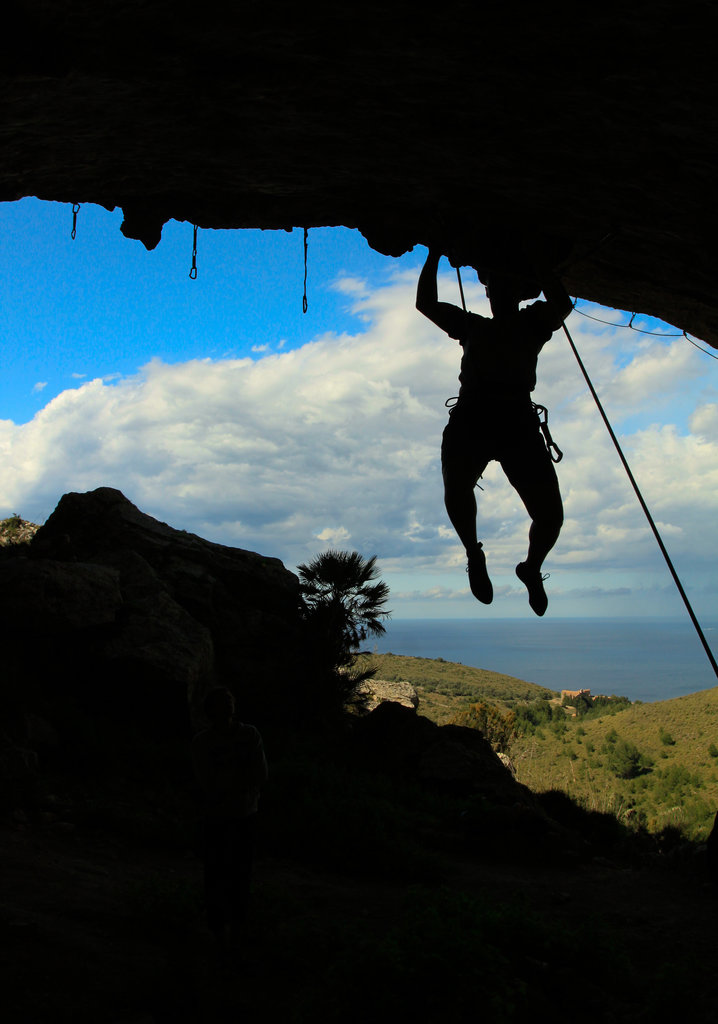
297, 551, 391, 716
297, 550, 391, 656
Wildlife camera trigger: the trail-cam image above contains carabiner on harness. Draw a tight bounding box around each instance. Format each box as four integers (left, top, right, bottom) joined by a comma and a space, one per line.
532, 403, 563, 463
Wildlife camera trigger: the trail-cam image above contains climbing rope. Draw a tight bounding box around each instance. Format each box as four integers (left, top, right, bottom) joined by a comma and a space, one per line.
456, 265, 467, 312
571, 300, 718, 359
562, 319, 718, 680
454, 252, 717, 670
303, 228, 309, 313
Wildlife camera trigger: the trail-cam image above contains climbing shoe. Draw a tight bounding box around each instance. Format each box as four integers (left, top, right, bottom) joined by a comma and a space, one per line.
467, 543, 493, 604
516, 562, 549, 617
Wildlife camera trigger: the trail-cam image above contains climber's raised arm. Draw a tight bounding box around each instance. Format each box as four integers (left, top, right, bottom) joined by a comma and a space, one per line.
416, 247, 465, 338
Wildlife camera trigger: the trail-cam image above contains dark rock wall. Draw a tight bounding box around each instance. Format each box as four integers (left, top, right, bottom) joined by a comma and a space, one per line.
0, 488, 302, 751
2, 2, 717, 342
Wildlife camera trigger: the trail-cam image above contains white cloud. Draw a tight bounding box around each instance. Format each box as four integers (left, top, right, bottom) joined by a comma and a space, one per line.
32, 381, 47, 393
316, 526, 351, 545
0, 269, 716, 617
690, 403, 718, 440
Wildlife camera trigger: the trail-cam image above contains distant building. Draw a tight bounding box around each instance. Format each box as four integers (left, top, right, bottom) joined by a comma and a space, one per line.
561, 688, 591, 700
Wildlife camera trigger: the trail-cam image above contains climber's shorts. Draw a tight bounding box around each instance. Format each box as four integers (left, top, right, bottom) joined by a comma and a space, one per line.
441, 394, 558, 498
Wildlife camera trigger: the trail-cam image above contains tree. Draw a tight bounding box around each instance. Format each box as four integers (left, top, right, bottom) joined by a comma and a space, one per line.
607, 738, 653, 780
298, 550, 390, 657
297, 550, 391, 715
453, 701, 517, 753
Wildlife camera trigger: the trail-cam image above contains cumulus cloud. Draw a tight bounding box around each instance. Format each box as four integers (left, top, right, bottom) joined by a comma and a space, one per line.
32, 381, 47, 393
690, 403, 718, 440
1, 268, 716, 617
316, 526, 351, 545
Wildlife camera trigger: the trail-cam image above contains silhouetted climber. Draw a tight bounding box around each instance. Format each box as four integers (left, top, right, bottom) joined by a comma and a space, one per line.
191, 687, 268, 957
417, 246, 572, 615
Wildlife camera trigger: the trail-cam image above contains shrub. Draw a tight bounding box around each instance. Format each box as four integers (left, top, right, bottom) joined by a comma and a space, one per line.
607, 738, 653, 780
451, 702, 517, 753
513, 699, 555, 735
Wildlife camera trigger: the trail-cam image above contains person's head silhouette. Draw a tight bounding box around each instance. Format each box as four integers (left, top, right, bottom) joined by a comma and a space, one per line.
482, 270, 540, 317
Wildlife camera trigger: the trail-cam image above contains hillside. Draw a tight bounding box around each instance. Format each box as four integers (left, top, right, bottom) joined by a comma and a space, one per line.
4, 648, 718, 1020
513, 688, 718, 838
358, 652, 557, 724
360, 652, 718, 840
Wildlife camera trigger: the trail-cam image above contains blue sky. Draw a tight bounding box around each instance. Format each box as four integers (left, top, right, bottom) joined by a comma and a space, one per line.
1, 197, 717, 622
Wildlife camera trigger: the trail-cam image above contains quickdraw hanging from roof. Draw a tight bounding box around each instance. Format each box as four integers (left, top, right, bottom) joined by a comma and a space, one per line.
189, 224, 198, 279
71, 203, 80, 240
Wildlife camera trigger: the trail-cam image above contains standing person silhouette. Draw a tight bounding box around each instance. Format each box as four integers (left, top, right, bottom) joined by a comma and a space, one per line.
191, 687, 268, 959
416, 246, 572, 615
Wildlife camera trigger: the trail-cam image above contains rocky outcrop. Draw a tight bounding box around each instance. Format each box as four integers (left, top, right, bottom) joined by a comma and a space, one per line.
354, 701, 532, 807
2, 3, 717, 343
0, 516, 40, 547
0, 488, 302, 754
356, 678, 419, 713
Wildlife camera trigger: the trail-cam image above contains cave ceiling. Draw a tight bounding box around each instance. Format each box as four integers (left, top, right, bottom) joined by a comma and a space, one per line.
3, 1, 718, 344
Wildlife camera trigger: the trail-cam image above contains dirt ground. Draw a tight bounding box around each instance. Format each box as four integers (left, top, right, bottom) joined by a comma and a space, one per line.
2, 808, 717, 1024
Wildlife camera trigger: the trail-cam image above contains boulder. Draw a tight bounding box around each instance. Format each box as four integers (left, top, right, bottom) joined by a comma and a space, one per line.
418, 725, 523, 802
0, 558, 122, 633
1, 488, 302, 757
496, 752, 517, 777
356, 677, 419, 712
355, 703, 535, 807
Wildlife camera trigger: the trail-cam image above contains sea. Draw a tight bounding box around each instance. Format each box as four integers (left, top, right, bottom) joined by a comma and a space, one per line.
371, 618, 718, 704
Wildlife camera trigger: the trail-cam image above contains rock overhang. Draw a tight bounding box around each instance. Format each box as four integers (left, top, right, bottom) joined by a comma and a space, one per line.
2, 1, 716, 344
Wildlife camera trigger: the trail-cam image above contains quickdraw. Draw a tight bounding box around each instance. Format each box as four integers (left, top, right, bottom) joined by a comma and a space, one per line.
189, 224, 198, 279
533, 402, 563, 463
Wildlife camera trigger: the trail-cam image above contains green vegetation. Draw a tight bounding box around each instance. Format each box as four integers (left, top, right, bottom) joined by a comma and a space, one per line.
451, 702, 517, 753
9, 646, 718, 1023
0, 513, 39, 547
298, 550, 390, 653
297, 550, 391, 716
358, 652, 556, 724
513, 689, 718, 839
562, 692, 634, 720
359, 653, 718, 841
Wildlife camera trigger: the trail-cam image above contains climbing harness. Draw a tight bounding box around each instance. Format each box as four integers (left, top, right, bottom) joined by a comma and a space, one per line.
189, 224, 198, 279
532, 403, 563, 463
71, 203, 80, 240
562, 319, 718, 681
